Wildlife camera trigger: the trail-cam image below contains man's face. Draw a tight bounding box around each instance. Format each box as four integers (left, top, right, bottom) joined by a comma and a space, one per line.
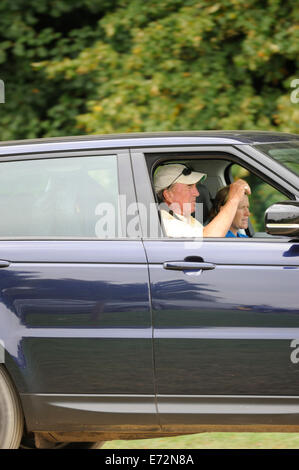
231, 195, 250, 232
163, 182, 199, 216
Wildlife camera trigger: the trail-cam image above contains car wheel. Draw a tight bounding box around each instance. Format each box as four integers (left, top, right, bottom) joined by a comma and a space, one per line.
0, 366, 24, 449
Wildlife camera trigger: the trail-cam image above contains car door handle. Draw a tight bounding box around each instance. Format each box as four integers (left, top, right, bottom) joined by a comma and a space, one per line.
0, 260, 10, 268
163, 261, 215, 271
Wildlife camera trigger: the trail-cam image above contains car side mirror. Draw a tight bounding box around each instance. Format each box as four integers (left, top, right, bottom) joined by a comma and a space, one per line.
265, 201, 299, 236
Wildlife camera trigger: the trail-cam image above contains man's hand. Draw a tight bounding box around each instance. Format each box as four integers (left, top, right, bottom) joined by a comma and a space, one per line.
228, 179, 251, 202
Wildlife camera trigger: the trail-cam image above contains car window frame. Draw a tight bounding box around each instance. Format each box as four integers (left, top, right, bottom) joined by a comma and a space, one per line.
0, 147, 141, 240
130, 144, 297, 242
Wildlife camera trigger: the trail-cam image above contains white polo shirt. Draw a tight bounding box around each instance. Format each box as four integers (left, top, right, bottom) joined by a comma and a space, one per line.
160, 209, 203, 238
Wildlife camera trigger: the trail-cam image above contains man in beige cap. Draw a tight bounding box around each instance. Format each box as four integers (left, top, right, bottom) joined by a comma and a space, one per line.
154, 163, 251, 237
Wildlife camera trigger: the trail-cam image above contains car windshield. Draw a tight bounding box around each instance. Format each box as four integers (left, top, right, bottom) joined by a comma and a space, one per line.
253, 141, 299, 177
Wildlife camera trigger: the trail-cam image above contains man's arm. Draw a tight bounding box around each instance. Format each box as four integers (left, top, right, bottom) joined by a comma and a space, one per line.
203, 179, 251, 237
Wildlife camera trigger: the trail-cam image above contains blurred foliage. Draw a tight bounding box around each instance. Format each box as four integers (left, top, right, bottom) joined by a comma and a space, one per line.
0, 0, 123, 139
0, 0, 298, 140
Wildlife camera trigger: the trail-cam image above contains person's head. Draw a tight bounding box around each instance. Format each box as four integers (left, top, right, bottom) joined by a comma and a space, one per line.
154, 164, 206, 216
210, 185, 250, 235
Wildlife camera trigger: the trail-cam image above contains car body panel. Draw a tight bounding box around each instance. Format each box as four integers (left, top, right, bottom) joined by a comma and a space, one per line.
143, 239, 299, 423
0, 146, 156, 430
0, 131, 298, 435
131, 137, 299, 430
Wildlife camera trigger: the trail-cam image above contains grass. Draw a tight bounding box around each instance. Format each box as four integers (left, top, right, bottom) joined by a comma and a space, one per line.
101, 432, 299, 449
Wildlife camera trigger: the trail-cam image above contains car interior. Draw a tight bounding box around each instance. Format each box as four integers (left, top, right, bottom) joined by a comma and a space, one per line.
150, 155, 290, 239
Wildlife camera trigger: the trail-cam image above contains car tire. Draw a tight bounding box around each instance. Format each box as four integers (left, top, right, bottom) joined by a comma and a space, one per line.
0, 366, 24, 449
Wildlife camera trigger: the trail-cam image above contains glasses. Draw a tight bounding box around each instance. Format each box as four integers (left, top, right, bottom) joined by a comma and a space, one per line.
167, 166, 192, 189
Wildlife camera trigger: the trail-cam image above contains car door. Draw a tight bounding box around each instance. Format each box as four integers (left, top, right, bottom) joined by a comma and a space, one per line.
0, 147, 158, 432
131, 145, 299, 432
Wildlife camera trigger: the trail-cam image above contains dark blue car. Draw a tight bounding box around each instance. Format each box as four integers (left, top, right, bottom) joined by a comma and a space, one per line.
0, 131, 298, 448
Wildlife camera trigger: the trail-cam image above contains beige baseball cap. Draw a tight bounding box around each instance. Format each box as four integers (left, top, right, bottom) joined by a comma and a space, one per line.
154, 164, 207, 193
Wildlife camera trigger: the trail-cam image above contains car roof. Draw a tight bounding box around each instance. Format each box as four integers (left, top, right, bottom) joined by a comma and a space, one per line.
0, 131, 298, 156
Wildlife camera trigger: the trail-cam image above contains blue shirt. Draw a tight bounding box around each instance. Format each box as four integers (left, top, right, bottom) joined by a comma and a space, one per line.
226, 230, 248, 238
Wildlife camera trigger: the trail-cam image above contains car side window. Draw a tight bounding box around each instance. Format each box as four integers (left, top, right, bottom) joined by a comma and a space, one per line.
0, 155, 119, 238
151, 157, 292, 240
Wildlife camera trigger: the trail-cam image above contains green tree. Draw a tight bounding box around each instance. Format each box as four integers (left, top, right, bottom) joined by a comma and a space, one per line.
0, 0, 298, 140
0, 0, 122, 139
